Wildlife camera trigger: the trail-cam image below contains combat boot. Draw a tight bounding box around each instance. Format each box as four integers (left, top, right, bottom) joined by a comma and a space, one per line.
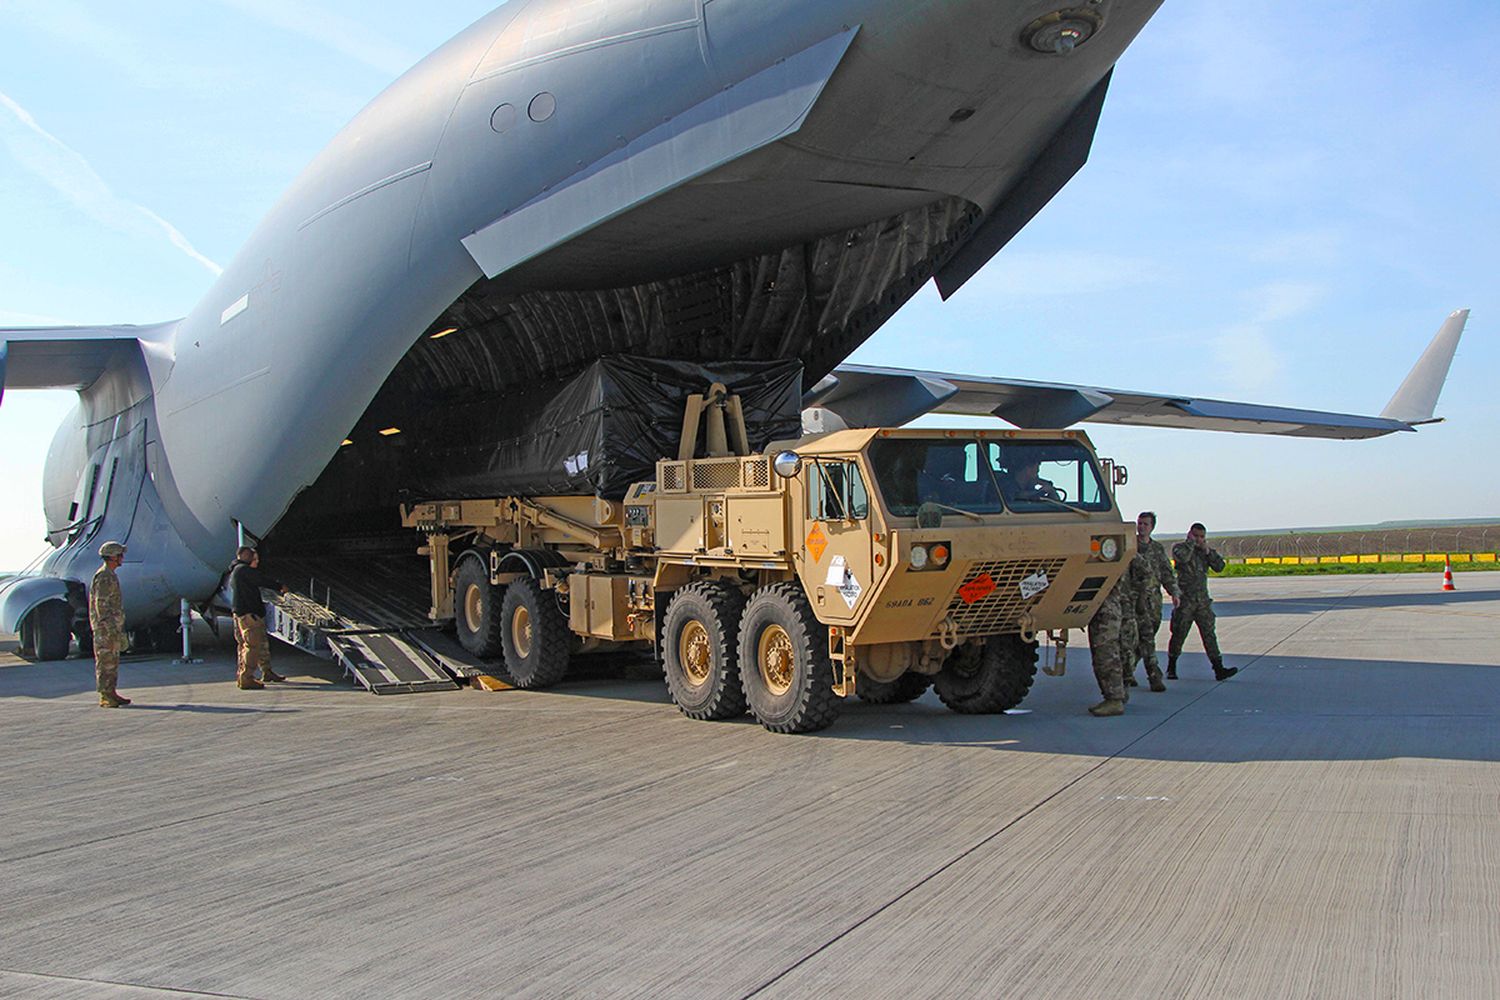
238, 679, 265, 690
99, 694, 122, 708
261, 669, 287, 683
1213, 664, 1238, 681
1148, 673, 1166, 693
1165, 657, 1178, 681
1124, 673, 1139, 687
1088, 699, 1126, 717
110, 692, 132, 706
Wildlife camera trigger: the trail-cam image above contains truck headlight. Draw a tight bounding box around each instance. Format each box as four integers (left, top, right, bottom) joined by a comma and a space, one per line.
908, 542, 952, 572
1091, 536, 1122, 562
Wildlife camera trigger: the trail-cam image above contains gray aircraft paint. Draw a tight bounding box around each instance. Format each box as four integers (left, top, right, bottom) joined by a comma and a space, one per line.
0, 0, 1464, 635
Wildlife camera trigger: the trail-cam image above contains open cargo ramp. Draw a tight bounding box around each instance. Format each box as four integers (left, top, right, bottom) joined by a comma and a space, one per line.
327, 632, 458, 696
266, 552, 459, 695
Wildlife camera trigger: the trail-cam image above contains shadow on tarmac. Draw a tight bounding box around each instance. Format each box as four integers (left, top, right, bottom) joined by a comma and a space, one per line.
1213, 588, 1500, 617
7, 630, 1496, 764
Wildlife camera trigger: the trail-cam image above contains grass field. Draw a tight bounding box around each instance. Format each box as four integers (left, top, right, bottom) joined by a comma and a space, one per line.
1219, 561, 1491, 578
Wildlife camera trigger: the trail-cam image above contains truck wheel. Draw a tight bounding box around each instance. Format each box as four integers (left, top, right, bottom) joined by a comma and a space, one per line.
454, 558, 504, 658
29, 601, 73, 662
857, 672, 931, 704
738, 583, 840, 734
501, 577, 571, 689
934, 635, 1039, 714
662, 581, 747, 720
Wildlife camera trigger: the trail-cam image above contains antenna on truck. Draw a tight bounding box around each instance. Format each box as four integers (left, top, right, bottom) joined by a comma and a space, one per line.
677, 383, 751, 460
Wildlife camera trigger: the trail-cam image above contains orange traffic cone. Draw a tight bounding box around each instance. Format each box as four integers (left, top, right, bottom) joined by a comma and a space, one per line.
1442, 558, 1457, 591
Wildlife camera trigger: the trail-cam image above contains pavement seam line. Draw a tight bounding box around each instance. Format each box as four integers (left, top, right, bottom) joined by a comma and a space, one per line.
0, 966, 260, 999
0, 710, 654, 866
741, 583, 1371, 998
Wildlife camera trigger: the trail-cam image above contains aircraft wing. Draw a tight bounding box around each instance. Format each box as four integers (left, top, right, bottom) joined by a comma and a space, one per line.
0, 323, 169, 404
811, 310, 1470, 440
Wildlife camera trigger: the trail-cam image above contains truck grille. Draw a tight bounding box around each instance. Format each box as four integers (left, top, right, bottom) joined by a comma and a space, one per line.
935, 558, 1068, 638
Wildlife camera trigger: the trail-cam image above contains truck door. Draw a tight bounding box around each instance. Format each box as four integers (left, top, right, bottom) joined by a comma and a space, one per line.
804, 458, 874, 623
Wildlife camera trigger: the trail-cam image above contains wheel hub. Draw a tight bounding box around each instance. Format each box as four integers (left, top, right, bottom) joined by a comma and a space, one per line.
511, 605, 532, 658
679, 620, 712, 685
463, 584, 484, 634
758, 624, 795, 696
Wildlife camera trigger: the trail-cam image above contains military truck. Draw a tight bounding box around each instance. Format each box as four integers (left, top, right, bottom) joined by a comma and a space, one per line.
402, 383, 1133, 733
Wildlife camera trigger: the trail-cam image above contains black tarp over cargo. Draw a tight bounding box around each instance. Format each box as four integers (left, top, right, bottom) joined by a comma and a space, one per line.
405, 356, 802, 501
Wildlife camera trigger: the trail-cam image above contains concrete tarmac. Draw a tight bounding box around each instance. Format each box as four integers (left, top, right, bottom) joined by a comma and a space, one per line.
2, 573, 1497, 999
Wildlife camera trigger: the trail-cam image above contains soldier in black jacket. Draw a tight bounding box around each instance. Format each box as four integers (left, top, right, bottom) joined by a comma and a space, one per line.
228, 546, 288, 688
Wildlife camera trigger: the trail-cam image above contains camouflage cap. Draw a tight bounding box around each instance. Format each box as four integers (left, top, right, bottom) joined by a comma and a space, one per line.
99, 541, 127, 558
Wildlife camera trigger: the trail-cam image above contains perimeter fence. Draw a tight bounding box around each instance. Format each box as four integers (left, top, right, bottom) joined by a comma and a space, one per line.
1213, 524, 1500, 565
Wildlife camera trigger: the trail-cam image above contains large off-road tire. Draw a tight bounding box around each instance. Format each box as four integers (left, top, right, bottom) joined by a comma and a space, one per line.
501, 576, 571, 689
934, 635, 1039, 714
857, 672, 932, 705
737, 583, 840, 734
29, 601, 73, 662
454, 557, 504, 658
662, 581, 747, 721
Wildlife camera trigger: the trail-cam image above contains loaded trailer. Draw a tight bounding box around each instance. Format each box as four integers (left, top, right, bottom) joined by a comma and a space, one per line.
402, 380, 1135, 733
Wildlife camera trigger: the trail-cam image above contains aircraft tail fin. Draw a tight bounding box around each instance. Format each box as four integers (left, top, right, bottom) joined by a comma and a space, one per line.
1380, 309, 1469, 424
0, 322, 175, 406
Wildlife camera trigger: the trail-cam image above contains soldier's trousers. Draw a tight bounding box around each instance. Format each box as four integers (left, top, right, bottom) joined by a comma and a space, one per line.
234, 614, 271, 685
1118, 607, 1139, 677
1088, 610, 1125, 702
95, 644, 121, 697
1137, 595, 1166, 678
1168, 600, 1222, 667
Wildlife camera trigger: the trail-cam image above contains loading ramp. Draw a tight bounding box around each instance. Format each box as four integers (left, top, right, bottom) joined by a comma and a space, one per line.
265, 553, 461, 696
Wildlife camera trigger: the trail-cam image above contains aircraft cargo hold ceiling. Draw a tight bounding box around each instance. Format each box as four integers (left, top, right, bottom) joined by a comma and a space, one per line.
271, 195, 977, 546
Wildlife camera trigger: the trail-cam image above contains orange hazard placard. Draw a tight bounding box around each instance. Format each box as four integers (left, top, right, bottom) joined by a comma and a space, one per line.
806, 524, 828, 562
958, 573, 997, 605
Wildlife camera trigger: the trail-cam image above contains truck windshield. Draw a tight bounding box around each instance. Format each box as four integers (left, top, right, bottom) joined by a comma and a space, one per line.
868, 438, 1111, 516
989, 440, 1111, 512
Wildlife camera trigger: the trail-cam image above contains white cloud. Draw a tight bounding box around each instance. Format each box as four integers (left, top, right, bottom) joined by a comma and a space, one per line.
0, 90, 222, 277
1250, 281, 1326, 324
0, 309, 69, 327
1247, 228, 1345, 269
1211, 324, 1284, 393
205, 0, 422, 77
1206, 281, 1328, 393
963, 251, 1167, 301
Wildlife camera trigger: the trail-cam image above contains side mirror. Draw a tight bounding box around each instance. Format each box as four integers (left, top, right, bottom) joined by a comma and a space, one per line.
1114, 464, 1129, 487
773, 451, 803, 479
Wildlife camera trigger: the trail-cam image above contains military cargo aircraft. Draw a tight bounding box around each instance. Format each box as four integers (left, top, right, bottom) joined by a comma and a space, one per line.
0, 0, 1467, 658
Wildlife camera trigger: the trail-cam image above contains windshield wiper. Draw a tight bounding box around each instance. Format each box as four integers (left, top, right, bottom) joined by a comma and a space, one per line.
918, 501, 985, 523
1014, 493, 1092, 518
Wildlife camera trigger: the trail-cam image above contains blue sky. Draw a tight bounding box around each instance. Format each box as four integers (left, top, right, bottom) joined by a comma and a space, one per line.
1, 0, 1496, 569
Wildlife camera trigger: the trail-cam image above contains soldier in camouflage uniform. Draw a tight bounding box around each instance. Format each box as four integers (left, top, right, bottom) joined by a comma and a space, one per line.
1128, 511, 1178, 691
1116, 551, 1143, 689
89, 541, 132, 708
1168, 523, 1238, 682
1086, 580, 1128, 716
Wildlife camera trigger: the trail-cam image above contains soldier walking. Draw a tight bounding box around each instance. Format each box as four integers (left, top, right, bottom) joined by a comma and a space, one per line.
228, 546, 289, 689
89, 541, 132, 708
1129, 511, 1179, 690
1086, 580, 1129, 717
1117, 552, 1142, 690
1167, 523, 1237, 681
